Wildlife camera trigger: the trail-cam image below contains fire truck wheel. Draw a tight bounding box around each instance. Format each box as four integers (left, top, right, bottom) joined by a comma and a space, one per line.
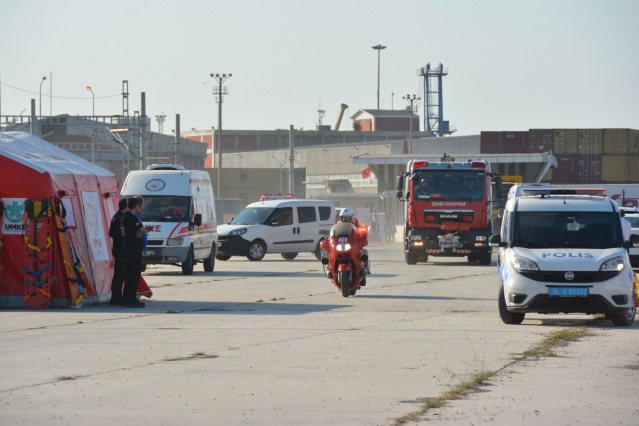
405, 252, 418, 265
478, 253, 492, 265
468, 254, 479, 263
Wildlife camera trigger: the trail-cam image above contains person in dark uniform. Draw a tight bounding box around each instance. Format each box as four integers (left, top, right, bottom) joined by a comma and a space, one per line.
121, 196, 149, 308
108, 198, 128, 305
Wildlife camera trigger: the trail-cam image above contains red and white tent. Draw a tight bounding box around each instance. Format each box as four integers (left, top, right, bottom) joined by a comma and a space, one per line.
0, 132, 151, 308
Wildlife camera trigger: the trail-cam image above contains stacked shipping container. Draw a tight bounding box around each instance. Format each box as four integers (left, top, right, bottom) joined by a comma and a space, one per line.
480, 128, 638, 184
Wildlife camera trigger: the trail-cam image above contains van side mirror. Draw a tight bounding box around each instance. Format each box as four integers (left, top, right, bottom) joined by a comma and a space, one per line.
193, 213, 202, 227
626, 234, 639, 248
489, 233, 506, 247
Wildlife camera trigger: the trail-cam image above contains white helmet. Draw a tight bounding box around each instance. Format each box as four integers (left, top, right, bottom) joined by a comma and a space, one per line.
339, 208, 354, 223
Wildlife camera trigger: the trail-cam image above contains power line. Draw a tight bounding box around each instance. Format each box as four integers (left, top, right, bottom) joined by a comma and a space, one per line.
0, 82, 120, 99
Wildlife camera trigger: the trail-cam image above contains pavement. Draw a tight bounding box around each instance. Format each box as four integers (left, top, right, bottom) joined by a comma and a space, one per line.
1, 244, 638, 425
417, 323, 639, 425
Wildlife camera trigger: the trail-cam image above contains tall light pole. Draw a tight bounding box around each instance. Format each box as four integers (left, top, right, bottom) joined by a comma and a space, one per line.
210, 73, 232, 198
39, 76, 46, 117
371, 44, 386, 113
87, 86, 95, 163
403, 94, 420, 155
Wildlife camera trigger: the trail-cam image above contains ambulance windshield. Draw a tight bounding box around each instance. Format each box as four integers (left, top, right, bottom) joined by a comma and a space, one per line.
141, 196, 191, 221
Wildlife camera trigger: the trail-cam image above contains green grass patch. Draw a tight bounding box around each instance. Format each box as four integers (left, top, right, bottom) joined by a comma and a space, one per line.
519, 327, 591, 359
392, 370, 495, 425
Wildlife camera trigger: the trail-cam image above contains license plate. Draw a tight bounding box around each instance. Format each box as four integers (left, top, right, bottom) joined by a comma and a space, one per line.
439, 241, 459, 247
143, 249, 157, 257
548, 287, 588, 297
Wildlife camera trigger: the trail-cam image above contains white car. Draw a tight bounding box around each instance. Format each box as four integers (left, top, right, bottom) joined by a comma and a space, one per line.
490, 189, 636, 326
625, 213, 639, 267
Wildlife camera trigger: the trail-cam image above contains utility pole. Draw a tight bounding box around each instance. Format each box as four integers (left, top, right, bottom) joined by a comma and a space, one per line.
403, 94, 420, 155
210, 73, 232, 198
39, 76, 46, 117
87, 86, 95, 163
371, 44, 386, 113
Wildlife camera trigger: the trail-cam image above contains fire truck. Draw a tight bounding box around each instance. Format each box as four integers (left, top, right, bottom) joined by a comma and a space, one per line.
395, 154, 503, 265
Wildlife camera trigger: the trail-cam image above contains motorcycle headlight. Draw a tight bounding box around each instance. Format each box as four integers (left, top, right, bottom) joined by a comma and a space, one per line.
600, 257, 625, 272
334, 243, 352, 252
229, 228, 247, 236
166, 237, 184, 246
510, 255, 539, 272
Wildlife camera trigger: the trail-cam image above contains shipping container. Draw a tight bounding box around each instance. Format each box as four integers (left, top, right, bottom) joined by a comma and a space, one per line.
629, 129, 639, 155
577, 129, 603, 154
553, 154, 602, 183
553, 129, 579, 154
602, 128, 629, 154
528, 129, 554, 153
480, 131, 528, 154
601, 155, 639, 183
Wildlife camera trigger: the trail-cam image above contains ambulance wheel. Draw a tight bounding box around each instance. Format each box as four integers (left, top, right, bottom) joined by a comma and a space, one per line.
247, 240, 266, 261
281, 253, 298, 260
498, 286, 524, 325
216, 254, 231, 261
478, 253, 492, 265
203, 244, 216, 272
181, 247, 195, 275
406, 252, 418, 265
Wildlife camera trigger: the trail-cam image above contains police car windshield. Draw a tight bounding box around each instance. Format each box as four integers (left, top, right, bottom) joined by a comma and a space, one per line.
513, 211, 621, 249
231, 207, 274, 225
141, 196, 191, 221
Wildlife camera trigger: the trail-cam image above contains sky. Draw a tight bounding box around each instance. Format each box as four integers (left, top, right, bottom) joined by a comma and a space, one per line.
1, 0, 638, 136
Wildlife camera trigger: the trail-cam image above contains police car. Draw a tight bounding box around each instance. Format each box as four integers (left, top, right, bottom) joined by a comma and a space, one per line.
490, 189, 637, 326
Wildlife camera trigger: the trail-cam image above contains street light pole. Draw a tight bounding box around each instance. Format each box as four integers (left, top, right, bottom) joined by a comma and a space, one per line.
39, 76, 46, 117
403, 94, 420, 155
210, 73, 232, 198
371, 44, 386, 114
87, 86, 95, 163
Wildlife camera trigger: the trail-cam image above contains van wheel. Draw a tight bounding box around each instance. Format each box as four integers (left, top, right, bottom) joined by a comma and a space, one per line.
246, 241, 266, 261
498, 286, 524, 324
203, 244, 216, 272
181, 247, 195, 275
216, 254, 231, 261
281, 253, 298, 260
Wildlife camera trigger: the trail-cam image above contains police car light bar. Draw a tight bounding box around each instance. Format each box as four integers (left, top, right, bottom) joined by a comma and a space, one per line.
521, 188, 607, 197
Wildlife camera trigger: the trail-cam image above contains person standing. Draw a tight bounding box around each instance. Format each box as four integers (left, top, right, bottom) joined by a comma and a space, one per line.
108, 198, 127, 305
385, 216, 396, 243
121, 196, 149, 308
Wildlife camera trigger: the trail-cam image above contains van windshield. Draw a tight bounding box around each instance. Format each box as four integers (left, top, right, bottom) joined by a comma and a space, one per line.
231, 207, 275, 225
512, 211, 621, 249
141, 196, 191, 221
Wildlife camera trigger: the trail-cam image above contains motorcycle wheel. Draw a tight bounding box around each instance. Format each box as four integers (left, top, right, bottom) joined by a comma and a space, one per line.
338, 271, 350, 297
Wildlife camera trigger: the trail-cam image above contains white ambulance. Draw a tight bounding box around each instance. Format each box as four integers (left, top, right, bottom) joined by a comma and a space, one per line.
216, 199, 335, 261
490, 188, 637, 326
121, 165, 217, 275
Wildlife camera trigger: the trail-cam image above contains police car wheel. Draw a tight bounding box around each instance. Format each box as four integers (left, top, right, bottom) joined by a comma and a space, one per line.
610, 290, 636, 326
498, 286, 525, 325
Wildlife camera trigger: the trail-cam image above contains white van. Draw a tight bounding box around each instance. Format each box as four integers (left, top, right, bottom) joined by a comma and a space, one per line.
490, 188, 637, 326
121, 165, 217, 275
216, 199, 335, 261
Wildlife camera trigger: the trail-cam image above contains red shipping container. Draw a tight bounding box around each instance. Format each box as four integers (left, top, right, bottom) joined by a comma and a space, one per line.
553, 154, 602, 184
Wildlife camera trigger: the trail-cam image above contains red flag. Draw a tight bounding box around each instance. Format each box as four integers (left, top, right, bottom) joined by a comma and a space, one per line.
361, 167, 373, 179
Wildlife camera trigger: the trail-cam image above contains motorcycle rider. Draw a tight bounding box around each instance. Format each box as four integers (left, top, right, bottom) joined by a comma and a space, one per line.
322, 208, 370, 282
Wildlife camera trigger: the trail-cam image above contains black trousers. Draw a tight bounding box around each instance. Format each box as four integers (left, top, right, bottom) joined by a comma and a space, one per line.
110, 257, 126, 302
123, 252, 142, 304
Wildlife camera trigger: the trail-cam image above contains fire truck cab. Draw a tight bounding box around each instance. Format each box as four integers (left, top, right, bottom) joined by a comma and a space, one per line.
396, 154, 503, 265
